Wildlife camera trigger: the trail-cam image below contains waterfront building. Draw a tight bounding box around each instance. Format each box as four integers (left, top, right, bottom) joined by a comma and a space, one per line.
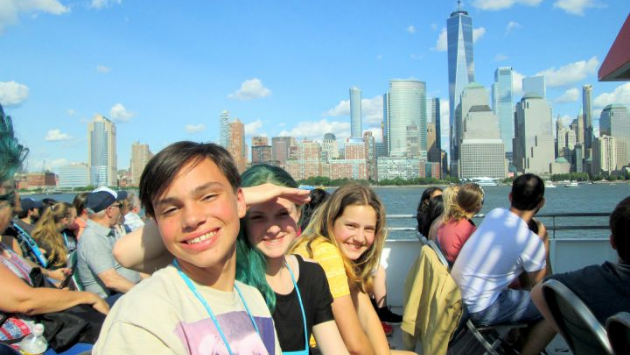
426, 97, 441, 157
130, 141, 152, 186
350, 87, 362, 139
513, 93, 554, 175
219, 110, 230, 148
453, 82, 490, 175
583, 84, 594, 152
376, 157, 421, 181
251, 136, 269, 147
599, 104, 630, 169
427, 123, 441, 163
459, 102, 506, 179
286, 140, 322, 180
87, 114, 117, 187
550, 157, 571, 175
321, 133, 339, 161
447, 3, 475, 169
385, 79, 427, 160
329, 159, 367, 180
593, 135, 618, 174
271, 136, 295, 167
420, 162, 442, 179
522, 76, 546, 99
345, 139, 366, 160
375, 141, 387, 159
26, 171, 57, 190
492, 67, 515, 157
363, 131, 377, 181
57, 163, 90, 189
574, 144, 584, 173
556, 118, 568, 158
251, 145, 273, 165
228, 119, 246, 172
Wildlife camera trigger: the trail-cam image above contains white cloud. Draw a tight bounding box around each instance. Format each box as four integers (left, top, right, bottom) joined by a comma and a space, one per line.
433, 28, 447, 52
279, 119, 350, 141
407, 25, 416, 34
185, 124, 205, 134
593, 83, 630, 108
495, 53, 509, 61
66, 109, 75, 116
553, 0, 605, 16
557, 114, 573, 128
244, 119, 263, 136
0, 0, 68, 32
0, 81, 29, 106
91, 0, 122, 9
554, 88, 580, 103
473, 27, 486, 43
512, 70, 525, 97
472, 0, 543, 11
109, 103, 135, 122
45, 129, 71, 141
228, 78, 272, 101
535, 56, 599, 87
505, 21, 522, 35
325, 100, 350, 117
96, 65, 111, 73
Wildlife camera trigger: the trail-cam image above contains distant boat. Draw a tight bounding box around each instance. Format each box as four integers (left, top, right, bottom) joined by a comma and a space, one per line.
545, 181, 557, 188
565, 181, 579, 187
471, 177, 498, 186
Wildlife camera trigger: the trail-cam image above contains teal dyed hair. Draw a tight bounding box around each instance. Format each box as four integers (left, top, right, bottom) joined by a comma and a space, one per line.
235, 164, 298, 312
0, 104, 28, 182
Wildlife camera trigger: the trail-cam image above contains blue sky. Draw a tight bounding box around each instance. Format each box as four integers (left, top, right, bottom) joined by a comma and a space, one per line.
1, 0, 628, 171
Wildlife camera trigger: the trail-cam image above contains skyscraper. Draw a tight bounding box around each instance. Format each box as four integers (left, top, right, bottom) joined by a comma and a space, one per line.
385, 79, 427, 159
87, 114, 116, 187
426, 97, 441, 159
350, 87, 362, 139
583, 84, 594, 151
599, 104, 630, 169
228, 119, 246, 172
130, 141, 153, 186
219, 110, 230, 148
447, 2, 475, 169
492, 67, 514, 156
513, 93, 554, 175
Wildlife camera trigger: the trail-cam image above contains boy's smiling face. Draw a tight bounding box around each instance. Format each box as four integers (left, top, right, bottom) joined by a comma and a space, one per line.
153, 158, 246, 286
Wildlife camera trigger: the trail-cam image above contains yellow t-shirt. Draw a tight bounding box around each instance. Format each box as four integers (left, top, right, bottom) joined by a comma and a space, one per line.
293, 236, 350, 299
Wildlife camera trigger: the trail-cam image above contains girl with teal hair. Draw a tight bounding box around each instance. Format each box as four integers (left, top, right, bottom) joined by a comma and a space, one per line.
236, 164, 347, 354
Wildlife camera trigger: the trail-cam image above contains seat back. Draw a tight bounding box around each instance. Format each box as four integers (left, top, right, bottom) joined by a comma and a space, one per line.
606, 311, 630, 355
542, 279, 613, 355
427, 239, 450, 270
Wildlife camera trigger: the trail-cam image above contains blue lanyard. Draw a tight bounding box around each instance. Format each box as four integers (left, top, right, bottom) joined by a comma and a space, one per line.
11, 221, 48, 268
284, 260, 309, 355
172, 260, 261, 355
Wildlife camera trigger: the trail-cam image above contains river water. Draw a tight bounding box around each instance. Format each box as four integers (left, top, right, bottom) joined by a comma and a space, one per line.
26, 182, 630, 240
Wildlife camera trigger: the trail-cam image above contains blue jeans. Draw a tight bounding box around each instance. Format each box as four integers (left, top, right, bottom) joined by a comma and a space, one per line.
469, 288, 542, 326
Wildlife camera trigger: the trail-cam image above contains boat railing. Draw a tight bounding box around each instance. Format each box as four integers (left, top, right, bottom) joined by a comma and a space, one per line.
385, 212, 611, 240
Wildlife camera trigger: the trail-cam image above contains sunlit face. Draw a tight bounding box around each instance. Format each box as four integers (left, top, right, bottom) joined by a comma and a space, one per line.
0, 181, 15, 234
245, 197, 300, 261
332, 204, 377, 261
63, 207, 78, 230
153, 159, 246, 274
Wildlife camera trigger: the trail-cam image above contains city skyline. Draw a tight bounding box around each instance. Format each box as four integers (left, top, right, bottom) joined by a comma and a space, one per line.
0, 1, 628, 171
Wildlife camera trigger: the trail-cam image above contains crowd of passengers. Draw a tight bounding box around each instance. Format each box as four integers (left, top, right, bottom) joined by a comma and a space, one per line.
1, 107, 629, 354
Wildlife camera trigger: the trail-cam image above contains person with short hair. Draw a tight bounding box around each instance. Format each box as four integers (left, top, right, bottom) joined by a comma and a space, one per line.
77, 187, 141, 302
451, 174, 552, 355
94, 142, 283, 354
16, 198, 42, 229
531, 196, 630, 329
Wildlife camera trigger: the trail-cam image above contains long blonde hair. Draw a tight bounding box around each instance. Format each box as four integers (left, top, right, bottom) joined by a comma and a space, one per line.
446, 183, 484, 222
32, 202, 74, 268
290, 183, 386, 293
441, 185, 460, 220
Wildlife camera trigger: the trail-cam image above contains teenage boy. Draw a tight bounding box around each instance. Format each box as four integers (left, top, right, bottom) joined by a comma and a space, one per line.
94, 141, 281, 354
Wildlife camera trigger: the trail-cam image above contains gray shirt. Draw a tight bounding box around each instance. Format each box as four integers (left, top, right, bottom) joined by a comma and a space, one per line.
77, 219, 141, 298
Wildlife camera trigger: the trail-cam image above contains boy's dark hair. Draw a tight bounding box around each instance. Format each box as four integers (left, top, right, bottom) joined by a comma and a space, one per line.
510, 173, 545, 211
610, 196, 630, 262
300, 188, 330, 230
139, 141, 241, 218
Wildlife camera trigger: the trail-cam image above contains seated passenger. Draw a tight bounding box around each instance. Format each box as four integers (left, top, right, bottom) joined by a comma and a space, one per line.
427, 185, 459, 241
77, 187, 142, 302
0, 108, 108, 350
94, 142, 282, 354
436, 183, 483, 264
31, 202, 77, 269
451, 174, 553, 355
416, 186, 442, 237
531, 195, 630, 327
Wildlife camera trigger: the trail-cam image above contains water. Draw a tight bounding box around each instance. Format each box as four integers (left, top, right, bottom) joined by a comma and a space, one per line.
25, 183, 630, 240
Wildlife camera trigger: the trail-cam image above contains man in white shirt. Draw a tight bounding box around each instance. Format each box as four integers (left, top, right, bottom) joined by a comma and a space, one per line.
451, 173, 553, 355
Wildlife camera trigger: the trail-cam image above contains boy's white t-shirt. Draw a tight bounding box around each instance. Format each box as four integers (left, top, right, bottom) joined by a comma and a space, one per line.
451, 208, 546, 313
94, 265, 281, 355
